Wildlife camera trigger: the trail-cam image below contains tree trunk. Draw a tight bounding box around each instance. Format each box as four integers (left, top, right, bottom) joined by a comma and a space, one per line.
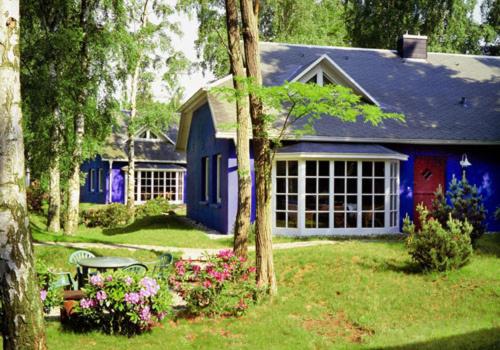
47, 150, 61, 232
0, 2, 47, 349
225, 0, 252, 259
64, 0, 89, 235
240, 0, 277, 295
126, 0, 149, 221
126, 62, 140, 220
47, 64, 61, 232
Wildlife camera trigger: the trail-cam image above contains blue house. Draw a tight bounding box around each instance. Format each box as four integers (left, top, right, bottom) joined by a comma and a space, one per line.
81, 120, 186, 205
176, 35, 500, 235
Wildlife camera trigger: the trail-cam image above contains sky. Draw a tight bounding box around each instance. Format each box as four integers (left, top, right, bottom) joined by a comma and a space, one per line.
151, 4, 214, 103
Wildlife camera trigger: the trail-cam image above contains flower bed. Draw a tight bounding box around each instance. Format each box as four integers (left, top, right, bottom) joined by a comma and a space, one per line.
169, 250, 260, 317
72, 272, 171, 335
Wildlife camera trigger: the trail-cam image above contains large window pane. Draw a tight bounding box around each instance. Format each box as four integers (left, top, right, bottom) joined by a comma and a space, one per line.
319, 161, 329, 176
362, 162, 372, 177
306, 161, 316, 176
334, 161, 345, 176
346, 161, 357, 176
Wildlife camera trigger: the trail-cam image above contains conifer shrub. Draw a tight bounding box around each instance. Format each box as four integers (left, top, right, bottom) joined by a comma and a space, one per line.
432, 174, 487, 244
404, 204, 473, 272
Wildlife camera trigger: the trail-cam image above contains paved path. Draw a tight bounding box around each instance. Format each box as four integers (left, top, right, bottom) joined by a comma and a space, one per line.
35, 240, 336, 259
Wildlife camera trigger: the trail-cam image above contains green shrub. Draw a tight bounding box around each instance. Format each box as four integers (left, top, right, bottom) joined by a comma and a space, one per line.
136, 197, 171, 218
432, 174, 487, 245
404, 204, 473, 272
81, 203, 129, 228
73, 271, 171, 335
169, 250, 260, 317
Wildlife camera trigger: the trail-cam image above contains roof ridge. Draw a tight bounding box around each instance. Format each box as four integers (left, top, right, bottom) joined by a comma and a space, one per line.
427, 51, 500, 60
260, 41, 398, 54
261, 41, 500, 60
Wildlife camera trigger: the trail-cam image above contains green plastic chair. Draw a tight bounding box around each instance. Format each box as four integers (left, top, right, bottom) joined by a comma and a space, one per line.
122, 263, 148, 275
68, 250, 96, 286
152, 253, 173, 279
69, 250, 95, 268
50, 272, 77, 291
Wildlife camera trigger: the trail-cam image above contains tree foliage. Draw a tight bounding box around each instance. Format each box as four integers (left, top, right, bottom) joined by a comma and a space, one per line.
21, 0, 125, 189
214, 78, 404, 150
184, 0, 498, 79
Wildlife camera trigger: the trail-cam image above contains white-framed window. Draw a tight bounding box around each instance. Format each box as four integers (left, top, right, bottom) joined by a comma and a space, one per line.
274, 159, 400, 234
89, 169, 95, 192
137, 129, 160, 140
305, 160, 330, 228
304, 69, 335, 87
98, 169, 104, 192
134, 170, 185, 204
201, 157, 209, 202
215, 154, 222, 204
275, 160, 298, 228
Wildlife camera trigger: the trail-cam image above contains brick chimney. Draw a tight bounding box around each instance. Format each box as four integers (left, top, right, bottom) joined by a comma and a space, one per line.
397, 34, 428, 60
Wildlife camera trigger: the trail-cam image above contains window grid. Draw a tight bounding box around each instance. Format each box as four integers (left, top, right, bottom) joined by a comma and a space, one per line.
389, 162, 399, 227
361, 161, 386, 228
333, 161, 358, 228
275, 161, 298, 228
305, 161, 330, 229
274, 159, 400, 232
134, 170, 184, 203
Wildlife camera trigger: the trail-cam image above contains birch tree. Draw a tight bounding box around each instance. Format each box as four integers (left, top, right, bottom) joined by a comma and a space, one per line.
122, 0, 188, 219
64, 0, 125, 235
0, 0, 47, 348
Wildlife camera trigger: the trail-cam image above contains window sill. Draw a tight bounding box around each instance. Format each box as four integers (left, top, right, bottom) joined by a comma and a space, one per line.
199, 201, 209, 206
210, 203, 222, 209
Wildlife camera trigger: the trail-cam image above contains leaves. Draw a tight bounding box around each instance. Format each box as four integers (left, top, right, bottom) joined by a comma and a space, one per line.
212, 77, 405, 146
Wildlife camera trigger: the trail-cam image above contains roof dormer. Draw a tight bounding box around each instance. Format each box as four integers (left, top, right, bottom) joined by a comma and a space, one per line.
292, 54, 380, 106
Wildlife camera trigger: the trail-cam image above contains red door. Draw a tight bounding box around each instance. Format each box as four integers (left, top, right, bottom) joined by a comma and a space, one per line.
414, 156, 446, 219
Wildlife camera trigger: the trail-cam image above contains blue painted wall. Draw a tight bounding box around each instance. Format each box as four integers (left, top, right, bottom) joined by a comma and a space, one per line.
392, 144, 500, 231
80, 155, 109, 204
186, 103, 236, 234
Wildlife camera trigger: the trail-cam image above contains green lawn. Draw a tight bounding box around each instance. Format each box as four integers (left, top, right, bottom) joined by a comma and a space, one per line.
31, 213, 233, 249
33, 234, 499, 349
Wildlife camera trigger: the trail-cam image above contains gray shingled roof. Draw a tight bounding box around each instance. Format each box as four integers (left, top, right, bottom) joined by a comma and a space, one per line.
206, 42, 500, 144
101, 118, 186, 163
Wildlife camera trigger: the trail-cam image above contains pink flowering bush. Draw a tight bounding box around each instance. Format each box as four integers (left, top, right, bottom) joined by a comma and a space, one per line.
73, 271, 171, 335
169, 249, 260, 317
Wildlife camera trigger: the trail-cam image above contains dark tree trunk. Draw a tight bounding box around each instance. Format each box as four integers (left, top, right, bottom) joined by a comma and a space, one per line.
240, 0, 277, 295
0, 2, 47, 348
225, 0, 252, 259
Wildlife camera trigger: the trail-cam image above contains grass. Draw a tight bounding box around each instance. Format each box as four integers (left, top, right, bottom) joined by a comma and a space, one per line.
31, 212, 233, 249
32, 234, 500, 349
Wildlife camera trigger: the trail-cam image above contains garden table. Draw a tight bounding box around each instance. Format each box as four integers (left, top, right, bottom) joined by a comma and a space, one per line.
78, 257, 138, 286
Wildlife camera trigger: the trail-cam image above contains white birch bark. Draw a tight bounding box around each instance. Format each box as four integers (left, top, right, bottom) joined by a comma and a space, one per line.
0, 1, 47, 348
